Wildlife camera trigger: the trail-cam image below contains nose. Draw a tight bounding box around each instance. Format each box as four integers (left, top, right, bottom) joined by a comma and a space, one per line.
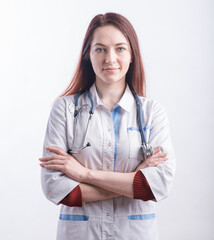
105, 49, 116, 64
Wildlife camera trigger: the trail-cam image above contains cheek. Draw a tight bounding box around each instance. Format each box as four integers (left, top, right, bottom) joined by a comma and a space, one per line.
90, 58, 98, 70
122, 60, 131, 72
120, 54, 132, 69
90, 56, 100, 67
92, 61, 100, 72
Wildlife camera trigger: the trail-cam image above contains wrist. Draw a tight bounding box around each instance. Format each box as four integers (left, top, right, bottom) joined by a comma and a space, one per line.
82, 168, 93, 183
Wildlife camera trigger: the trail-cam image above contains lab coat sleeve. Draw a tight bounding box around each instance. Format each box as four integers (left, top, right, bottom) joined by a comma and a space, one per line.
41, 97, 80, 205
140, 100, 176, 202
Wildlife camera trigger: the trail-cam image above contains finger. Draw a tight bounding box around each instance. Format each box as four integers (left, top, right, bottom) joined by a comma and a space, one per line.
145, 156, 167, 167
39, 155, 65, 162
45, 146, 68, 156
152, 147, 162, 155
148, 152, 166, 160
40, 160, 65, 166
153, 152, 167, 158
153, 157, 167, 166
40, 163, 64, 171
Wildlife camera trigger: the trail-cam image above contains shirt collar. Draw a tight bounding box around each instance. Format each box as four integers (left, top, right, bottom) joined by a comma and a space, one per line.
89, 83, 135, 113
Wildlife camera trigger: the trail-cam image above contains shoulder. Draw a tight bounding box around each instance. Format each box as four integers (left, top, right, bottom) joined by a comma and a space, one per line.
139, 97, 166, 113
53, 95, 75, 106
51, 95, 76, 117
140, 97, 169, 124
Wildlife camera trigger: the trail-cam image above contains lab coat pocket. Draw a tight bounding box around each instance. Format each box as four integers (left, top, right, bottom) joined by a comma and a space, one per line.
57, 214, 102, 240
57, 215, 89, 240
127, 213, 158, 240
128, 127, 151, 160
128, 127, 142, 160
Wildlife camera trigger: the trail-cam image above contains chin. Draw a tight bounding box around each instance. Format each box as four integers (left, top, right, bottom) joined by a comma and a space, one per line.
96, 73, 126, 85
103, 75, 125, 82
103, 78, 123, 84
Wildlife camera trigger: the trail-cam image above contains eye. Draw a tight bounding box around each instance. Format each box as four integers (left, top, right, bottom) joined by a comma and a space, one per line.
117, 47, 125, 52
95, 48, 105, 53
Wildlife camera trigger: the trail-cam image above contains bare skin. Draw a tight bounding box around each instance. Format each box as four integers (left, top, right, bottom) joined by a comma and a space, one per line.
89, 25, 132, 111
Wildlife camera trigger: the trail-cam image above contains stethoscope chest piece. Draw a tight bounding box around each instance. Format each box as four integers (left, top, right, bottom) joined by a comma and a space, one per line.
141, 143, 153, 161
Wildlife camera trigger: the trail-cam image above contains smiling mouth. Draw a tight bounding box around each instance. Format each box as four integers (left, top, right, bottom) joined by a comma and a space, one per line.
103, 68, 120, 72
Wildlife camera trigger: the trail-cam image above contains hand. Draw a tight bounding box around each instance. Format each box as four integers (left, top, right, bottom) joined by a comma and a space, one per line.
39, 146, 88, 182
135, 147, 167, 171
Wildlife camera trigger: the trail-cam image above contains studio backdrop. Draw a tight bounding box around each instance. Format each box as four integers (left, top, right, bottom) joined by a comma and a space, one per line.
0, 0, 213, 239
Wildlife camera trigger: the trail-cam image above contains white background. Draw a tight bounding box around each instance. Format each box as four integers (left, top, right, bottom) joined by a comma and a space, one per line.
0, 0, 213, 239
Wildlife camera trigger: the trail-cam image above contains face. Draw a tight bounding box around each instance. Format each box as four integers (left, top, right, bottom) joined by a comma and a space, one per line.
89, 25, 132, 87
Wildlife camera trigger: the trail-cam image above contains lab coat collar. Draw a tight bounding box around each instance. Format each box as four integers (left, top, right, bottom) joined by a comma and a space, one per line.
117, 84, 135, 112
89, 83, 103, 107
89, 83, 135, 113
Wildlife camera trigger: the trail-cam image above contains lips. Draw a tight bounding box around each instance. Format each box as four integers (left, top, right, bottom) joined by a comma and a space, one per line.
104, 68, 119, 70
103, 67, 120, 72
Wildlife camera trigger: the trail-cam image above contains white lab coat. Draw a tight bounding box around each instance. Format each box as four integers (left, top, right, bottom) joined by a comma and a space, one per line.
41, 83, 176, 240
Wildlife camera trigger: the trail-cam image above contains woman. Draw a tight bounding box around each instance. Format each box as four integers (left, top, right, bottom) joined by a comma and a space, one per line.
40, 12, 176, 240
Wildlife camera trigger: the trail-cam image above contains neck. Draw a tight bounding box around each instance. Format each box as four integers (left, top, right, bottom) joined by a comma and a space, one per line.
95, 80, 126, 111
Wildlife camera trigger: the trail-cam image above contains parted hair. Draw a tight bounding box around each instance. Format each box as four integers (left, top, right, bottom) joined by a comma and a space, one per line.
60, 12, 146, 97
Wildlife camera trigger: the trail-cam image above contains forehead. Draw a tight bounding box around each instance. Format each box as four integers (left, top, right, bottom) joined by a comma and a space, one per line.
91, 25, 129, 45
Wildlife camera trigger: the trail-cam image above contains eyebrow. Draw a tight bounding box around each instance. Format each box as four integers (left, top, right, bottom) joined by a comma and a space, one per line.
92, 42, 128, 47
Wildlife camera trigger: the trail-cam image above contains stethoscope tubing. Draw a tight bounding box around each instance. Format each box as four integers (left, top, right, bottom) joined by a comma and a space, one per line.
130, 89, 147, 144
74, 90, 95, 117
70, 87, 152, 159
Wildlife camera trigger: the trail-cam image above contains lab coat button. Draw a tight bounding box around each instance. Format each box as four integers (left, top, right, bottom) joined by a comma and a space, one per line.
106, 212, 110, 216
108, 143, 111, 146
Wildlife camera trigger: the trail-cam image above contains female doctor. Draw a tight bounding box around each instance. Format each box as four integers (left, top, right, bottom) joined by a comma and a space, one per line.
40, 12, 176, 240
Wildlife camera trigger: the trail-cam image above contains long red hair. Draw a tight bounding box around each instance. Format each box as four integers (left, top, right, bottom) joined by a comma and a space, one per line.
60, 12, 146, 97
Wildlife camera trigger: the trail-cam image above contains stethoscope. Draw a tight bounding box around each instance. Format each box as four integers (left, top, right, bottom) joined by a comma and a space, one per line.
67, 88, 153, 160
